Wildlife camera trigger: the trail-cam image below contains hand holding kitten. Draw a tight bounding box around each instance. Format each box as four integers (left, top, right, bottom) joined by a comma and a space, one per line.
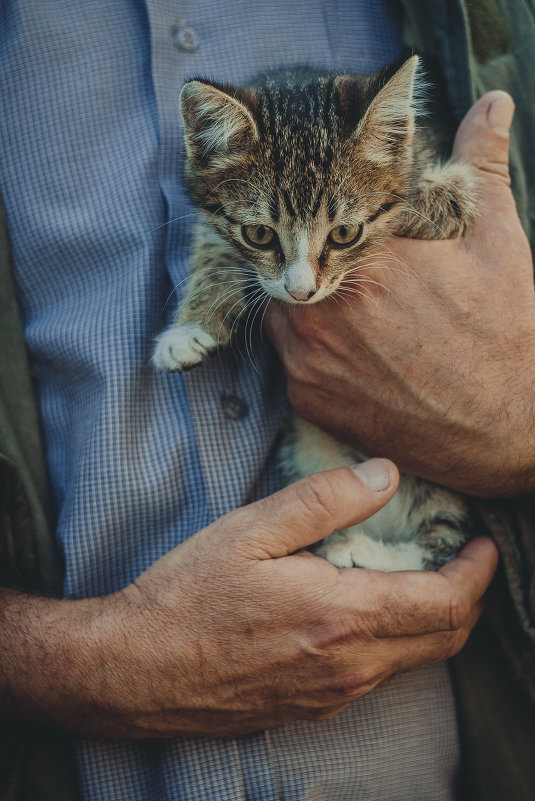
266, 91, 535, 498
0, 462, 495, 737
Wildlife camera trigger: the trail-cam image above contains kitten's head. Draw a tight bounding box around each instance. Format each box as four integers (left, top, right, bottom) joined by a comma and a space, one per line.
180, 55, 421, 304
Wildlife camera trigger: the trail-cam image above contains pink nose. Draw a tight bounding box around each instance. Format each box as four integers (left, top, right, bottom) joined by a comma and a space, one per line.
286, 287, 317, 302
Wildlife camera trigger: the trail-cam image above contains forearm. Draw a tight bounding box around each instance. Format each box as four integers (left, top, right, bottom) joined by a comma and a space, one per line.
0, 586, 119, 735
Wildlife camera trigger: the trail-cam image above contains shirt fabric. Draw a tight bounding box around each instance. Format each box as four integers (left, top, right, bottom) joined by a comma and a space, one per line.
0, 1, 460, 799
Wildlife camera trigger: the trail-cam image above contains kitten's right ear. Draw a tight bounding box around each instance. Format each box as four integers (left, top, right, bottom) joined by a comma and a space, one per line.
337, 55, 421, 165
180, 80, 259, 164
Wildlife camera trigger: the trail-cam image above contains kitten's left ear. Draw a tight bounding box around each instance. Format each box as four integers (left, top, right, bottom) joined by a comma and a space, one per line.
180, 79, 259, 164
338, 55, 421, 164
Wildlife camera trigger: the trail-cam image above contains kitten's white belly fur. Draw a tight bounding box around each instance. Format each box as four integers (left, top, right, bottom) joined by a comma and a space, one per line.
281, 416, 468, 571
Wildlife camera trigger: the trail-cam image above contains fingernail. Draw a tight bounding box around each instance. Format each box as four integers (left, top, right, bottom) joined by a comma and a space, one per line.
488, 93, 515, 137
350, 459, 392, 492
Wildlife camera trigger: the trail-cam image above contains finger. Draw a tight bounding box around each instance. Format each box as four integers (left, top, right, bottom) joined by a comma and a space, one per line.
306, 601, 484, 709
381, 599, 484, 673
233, 460, 400, 558
340, 536, 498, 638
336, 602, 484, 703
453, 90, 514, 184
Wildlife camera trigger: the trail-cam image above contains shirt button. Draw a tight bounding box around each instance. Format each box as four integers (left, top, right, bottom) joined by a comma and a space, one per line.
172, 23, 199, 53
221, 393, 248, 421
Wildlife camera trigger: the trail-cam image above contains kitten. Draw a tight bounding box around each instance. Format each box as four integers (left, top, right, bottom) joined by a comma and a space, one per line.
153, 55, 479, 571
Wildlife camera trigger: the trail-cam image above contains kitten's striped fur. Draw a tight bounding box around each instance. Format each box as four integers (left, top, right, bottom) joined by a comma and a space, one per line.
153, 55, 478, 571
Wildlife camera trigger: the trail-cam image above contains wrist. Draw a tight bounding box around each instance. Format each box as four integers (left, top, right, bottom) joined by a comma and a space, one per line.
0, 586, 123, 734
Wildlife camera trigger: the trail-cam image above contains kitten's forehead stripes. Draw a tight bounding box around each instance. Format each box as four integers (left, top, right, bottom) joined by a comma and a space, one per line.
269, 197, 280, 222
263, 87, 283, 175
282, 189, 296, 219
327, 194, 337, 222
191, 68, 415, 228
311, 186, 324, 219
256, 73, 340, 211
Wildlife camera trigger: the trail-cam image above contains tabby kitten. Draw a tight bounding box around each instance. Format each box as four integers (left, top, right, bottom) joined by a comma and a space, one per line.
153, 55, 479, 571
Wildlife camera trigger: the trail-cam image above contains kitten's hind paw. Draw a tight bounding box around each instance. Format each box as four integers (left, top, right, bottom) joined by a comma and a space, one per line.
152, 324, 217, 372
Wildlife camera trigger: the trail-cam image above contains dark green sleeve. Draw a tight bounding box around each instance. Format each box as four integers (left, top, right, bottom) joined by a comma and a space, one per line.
0, 204, 62, 596
0, 205, 79, 801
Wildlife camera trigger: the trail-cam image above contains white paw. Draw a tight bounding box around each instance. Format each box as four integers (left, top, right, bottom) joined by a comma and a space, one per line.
152, 324, 217, 372
314, 528, 426, 571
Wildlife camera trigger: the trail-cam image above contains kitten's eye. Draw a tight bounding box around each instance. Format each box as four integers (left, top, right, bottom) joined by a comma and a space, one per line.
242, 224, 277, 250
327, 224, 362, 248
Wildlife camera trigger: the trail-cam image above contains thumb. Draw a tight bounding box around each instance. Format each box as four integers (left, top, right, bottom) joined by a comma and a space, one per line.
237, 459, 399, 558
453, 90, 515, 185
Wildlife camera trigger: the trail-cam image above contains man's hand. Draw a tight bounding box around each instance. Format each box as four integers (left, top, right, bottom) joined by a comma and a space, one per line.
0, 462, 497, 738
266, 92, 535, 498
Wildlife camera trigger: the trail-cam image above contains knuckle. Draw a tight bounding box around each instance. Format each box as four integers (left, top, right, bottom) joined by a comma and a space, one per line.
472, 156, 511, 185
443, 627, 470, 661
286, 378, 311, 416
281, 351, 305, 383
314, 703, 349, 721
321, 663, 381, 700
344, 669, 377, 696
284, 369, 323, 416
296, 473, 337, 526
370, 593, 406, 639
286, 382, 331, 425
447, 592, 470, 631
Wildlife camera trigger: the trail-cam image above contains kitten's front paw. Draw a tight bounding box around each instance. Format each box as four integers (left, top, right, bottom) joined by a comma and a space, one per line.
152, 324, 217, 372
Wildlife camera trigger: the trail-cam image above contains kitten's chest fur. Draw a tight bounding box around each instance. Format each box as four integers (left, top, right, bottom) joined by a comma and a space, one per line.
152, 57, 478, 571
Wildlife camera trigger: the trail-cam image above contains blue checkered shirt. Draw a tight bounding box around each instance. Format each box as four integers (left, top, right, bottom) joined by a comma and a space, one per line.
0, 1, 461, 798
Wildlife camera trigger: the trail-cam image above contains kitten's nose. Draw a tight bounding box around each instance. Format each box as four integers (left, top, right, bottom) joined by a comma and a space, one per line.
285, 286, 317, 302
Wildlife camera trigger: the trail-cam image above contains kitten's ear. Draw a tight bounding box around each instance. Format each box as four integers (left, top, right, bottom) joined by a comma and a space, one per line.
338, 55, 421, 164
180, 80, 259, 164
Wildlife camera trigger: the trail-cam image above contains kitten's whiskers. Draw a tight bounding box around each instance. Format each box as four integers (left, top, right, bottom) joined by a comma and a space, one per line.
203, 280, 261, 330
145, 211, 198, 237
244, 290, 268, 373
258, 295, 272, 346
168, 275, 253, 319
336, 283, 379, 307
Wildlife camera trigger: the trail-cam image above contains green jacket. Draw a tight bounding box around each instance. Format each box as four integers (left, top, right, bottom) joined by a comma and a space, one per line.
1, 1, 535, 799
